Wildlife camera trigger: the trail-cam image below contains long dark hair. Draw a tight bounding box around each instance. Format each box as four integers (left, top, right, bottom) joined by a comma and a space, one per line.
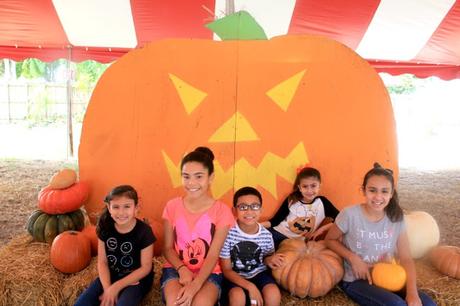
96, 185, 139, 238
180, 146, 215, 175
288, 167, 321, 204
362, 163, 403, 222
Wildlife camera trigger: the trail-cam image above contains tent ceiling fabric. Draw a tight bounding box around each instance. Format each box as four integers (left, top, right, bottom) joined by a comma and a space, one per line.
1, 0, 459, 79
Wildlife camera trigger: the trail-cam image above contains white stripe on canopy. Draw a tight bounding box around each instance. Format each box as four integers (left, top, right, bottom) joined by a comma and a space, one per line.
356, 0, 455, 61
52, 0, 137, 48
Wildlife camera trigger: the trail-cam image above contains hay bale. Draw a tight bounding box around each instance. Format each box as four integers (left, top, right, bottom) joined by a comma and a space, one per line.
415, 259, 460, 306
279, 287, 354, 305
63, 254, 164, 306
0, 234, 64, 306
2, 234, 458, 305
62, 257, 98, 305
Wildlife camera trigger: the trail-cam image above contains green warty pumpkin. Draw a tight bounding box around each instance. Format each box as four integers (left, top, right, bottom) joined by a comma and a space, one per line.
26, 209, 85, 243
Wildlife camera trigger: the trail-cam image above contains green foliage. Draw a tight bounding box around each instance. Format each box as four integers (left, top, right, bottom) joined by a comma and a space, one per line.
76, 60, 108, 83
20, 59, 47, 79
386, 75, 416, 95
76, 60, 109, 90
26, 88, 61, 126
0, 60, 4, 76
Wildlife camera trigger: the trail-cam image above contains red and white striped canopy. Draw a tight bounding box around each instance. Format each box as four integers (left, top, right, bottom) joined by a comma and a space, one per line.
1, 0, 460, 79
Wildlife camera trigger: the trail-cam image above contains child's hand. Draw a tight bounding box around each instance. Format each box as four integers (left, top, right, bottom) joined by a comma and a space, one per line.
175, 281, 200, 306
99, 284, 120, 306
265, 253, 286, 269
247, 283, 264, 306
178, 266, 193, 286
308, 227, 325, 241
406, 291, 423, 306
349, 254, 372, 284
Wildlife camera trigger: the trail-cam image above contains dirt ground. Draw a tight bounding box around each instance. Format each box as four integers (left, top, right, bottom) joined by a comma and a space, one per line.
1, 159, 458, 247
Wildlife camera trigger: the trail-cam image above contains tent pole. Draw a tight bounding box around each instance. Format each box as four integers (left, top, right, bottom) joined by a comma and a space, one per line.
225, 0, 235, 15
66, 47, 74, 158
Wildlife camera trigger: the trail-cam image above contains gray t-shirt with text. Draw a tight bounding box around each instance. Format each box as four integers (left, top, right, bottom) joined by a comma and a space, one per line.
335, 204, 405, 282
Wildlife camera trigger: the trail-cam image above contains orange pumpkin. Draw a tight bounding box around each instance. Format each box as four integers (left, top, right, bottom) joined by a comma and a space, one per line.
48, 168, 77, 189
79, 35, 397, 254
38, 182, 89, 214
81, 225, 98, 256
272, 239, 343, 298
429, 245, 460, 279
372, 259, 407, 292
50, 231, 91, 274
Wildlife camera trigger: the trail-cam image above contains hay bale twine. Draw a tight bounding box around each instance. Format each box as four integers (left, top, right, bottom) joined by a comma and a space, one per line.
0, 234, 64, 306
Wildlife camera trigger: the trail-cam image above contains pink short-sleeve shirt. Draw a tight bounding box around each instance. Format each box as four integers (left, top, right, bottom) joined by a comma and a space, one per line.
162, 197, 234, 274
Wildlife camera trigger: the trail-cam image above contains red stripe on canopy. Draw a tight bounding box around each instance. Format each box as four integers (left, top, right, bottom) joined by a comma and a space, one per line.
288, 0, 381, 50
131, 0, 215, 47
0, 0, 68, 48
414, 2, 460, 66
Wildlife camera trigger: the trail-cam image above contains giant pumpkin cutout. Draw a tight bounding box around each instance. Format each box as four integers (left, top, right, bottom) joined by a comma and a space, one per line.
79, 35, 397, 254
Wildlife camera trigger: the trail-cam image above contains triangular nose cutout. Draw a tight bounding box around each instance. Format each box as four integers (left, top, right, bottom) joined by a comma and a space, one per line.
208, 112, 259, 143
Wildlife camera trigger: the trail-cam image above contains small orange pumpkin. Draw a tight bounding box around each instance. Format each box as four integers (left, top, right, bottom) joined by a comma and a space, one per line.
38, 182, 89, 214
372, 259, 406, 292
429, 245, 460, 279
50, 231, 91, 274
272, 239, 343, 298
81, 225, 98, 256
48, 169, 77, 189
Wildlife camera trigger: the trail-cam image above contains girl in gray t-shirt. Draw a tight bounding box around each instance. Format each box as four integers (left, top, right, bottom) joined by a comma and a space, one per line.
325, 163, 435, 306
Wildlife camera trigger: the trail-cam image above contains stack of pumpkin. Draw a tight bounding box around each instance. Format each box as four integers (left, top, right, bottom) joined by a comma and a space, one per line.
26, 169, 98, 274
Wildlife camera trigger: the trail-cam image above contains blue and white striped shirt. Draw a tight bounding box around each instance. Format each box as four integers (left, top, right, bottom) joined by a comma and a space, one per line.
220, 223, 275, 278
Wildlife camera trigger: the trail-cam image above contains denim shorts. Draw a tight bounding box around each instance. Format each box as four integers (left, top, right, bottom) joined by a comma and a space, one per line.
160, 267, 223, 299
221, 270, 277, 305
224, 269, 276, 291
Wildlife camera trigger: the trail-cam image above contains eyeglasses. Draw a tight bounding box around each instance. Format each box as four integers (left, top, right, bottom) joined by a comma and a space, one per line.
236, 203, 262, 211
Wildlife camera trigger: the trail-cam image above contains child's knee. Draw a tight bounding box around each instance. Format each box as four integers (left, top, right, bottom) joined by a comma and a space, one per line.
263, 284, 281, 305
228, 286, 246, 302
192, 283, 219, 306
162, 280, 182, 306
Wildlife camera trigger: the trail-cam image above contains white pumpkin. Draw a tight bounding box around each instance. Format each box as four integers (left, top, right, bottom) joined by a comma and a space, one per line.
404, 211, 440, 259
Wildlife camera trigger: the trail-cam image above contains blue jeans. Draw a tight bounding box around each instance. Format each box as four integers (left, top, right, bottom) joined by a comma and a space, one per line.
339, 280, 436, 306
74, 275, 153, 306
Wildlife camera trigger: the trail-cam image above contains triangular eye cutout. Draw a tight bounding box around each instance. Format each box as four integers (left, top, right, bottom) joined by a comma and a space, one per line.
208, 112, 259, 143
266, 69, 306, 111
169, 73, 207, 114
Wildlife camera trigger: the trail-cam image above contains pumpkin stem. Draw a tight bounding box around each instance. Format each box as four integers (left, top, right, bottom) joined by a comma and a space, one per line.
205, 11, 268, 40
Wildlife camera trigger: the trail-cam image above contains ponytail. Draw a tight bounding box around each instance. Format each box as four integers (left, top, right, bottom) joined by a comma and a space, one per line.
96, 206, 115, 239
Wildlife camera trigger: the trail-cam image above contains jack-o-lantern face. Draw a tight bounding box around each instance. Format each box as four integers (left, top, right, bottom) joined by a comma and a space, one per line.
288, 216, 316, 234
79, 35, 397, 255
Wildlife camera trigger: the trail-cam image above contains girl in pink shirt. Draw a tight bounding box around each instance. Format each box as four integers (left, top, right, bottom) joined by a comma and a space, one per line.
161, 147, 234, 306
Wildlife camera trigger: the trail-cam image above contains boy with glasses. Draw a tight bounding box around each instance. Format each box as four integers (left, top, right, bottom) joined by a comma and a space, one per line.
220, 187, 285, 306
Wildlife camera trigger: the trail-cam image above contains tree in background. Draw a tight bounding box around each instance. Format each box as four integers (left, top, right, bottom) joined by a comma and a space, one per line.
385, 74, 416, 95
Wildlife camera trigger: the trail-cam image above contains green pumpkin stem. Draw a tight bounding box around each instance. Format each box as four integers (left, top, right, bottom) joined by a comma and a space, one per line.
205, 10, 268, 40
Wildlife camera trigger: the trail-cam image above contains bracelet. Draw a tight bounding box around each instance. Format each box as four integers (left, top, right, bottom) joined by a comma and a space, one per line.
176, 264, 186, 272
